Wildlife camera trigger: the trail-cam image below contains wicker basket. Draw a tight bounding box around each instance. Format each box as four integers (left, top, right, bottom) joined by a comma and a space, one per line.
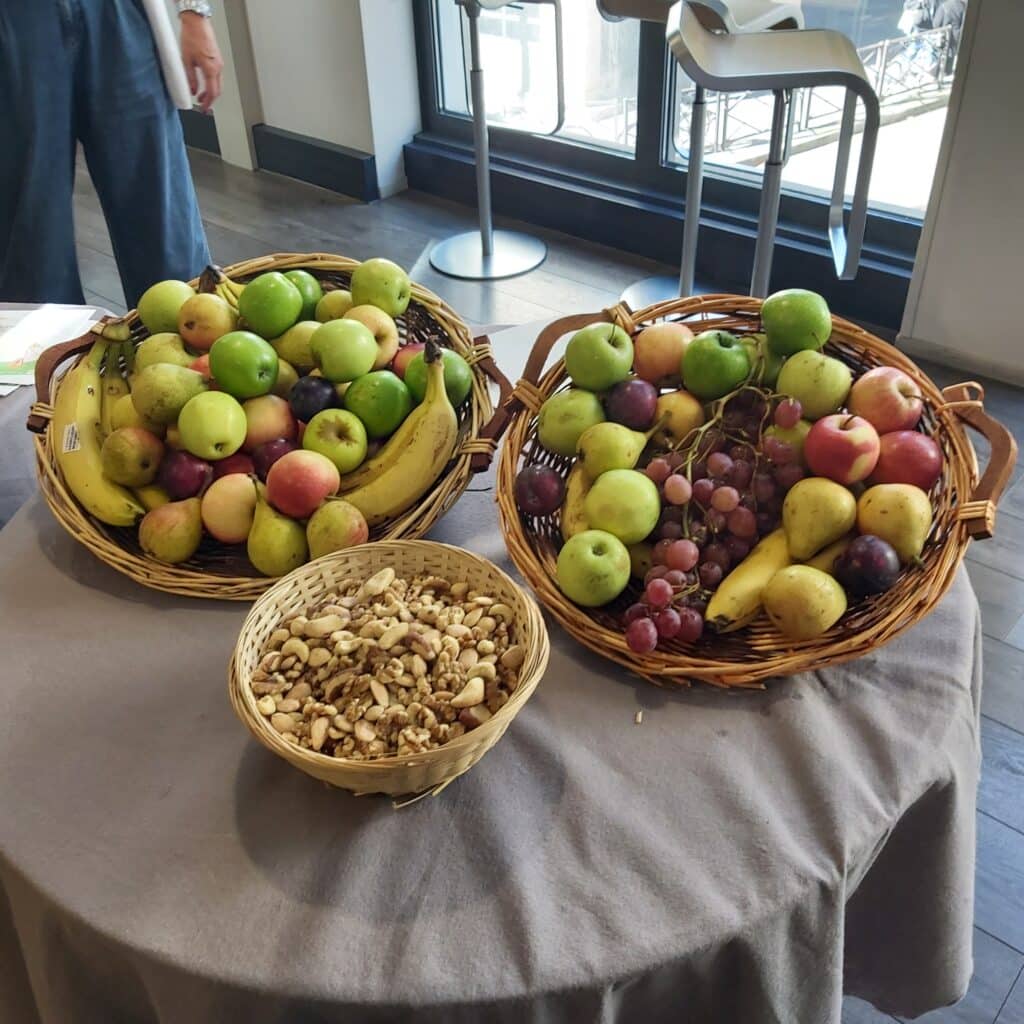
228, 540, 550, 799
497, 296, 1018, 689
26, 253, 511, 600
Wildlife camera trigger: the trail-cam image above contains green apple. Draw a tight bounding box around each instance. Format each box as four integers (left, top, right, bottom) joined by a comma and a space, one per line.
303, 408, 368, 474
556, 529, 631, 607
209, 331, 279, 400
764, 419, 813, 465
100, 427, 164, 486
404, 349, 472, 407
776, 351, 852, 421
350, 258, 411, 317
131, 364, 207, 426
284, 270, 323, 322
238, 272, 302, 339
582, 468, 660, 545
310, 319, 377, 382
315, 290, 354, 322
537, 388, 605, 457
762, 288, 832, 356
343, 370, 412, 439
682, 330, 750, 400
134, 333, 193, 371
564, 323, 633, 391
177, 391, 247, 461
137, 280, 195, 335
271, 321, 319, 373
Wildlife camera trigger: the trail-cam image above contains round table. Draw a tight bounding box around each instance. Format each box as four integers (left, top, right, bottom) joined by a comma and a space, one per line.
0, 323, 982, 1023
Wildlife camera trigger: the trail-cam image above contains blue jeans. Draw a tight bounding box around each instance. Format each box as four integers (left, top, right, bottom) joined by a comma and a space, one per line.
0, 0, 210, 307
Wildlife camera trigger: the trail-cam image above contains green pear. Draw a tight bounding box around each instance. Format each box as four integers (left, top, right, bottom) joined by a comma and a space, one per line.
110, 392, 166, 437
576, 421, 653, 480
247, 485, 308, 577
763, 565, 847, 639
139, 498, 202, 564
131, 364, 207, 426
782, 477, 856, 560
272, 358, 300, 399
271, 321, 319, 373
857, 484, 933, 563
134, 333, 193, 372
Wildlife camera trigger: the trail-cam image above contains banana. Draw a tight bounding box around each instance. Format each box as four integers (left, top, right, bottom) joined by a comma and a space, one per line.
99, 342, 130, 439
559, 463, 591, 541
216, 276, 245, 311
91, 319, 133, 343
51, 341, 145, 527
804, 536, 853, 576
705, 528, 791, 632
340, 341, 458, 527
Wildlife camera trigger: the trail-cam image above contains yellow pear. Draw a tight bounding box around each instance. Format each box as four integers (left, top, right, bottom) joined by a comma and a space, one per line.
247, 484, 308, 577
857, 484, 933, 563
763, 565, 847, 639
576, 421, 650, 480
782, 477, 856, 560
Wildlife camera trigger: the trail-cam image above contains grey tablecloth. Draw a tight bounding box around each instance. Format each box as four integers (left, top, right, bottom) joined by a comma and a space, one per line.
0, 388, 38, 527
0, 322, 983, 1023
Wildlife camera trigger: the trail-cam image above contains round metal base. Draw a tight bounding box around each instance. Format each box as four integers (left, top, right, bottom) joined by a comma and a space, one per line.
620, 274, 715, 313
429, 230, 547, 280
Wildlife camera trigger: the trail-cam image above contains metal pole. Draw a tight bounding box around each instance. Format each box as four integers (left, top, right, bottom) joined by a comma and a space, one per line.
750, 89, 789, 298
679, 83, 705, 297
466, 4, 493, 257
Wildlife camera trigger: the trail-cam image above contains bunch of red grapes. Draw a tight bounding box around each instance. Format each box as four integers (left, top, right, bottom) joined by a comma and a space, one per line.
624, 389, 806, 654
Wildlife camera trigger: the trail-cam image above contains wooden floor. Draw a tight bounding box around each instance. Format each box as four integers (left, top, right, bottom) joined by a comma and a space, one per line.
74, 150, 1024, 1023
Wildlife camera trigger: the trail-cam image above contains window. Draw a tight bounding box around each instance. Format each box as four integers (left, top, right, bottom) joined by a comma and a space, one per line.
431, 0, 641, 153
667, 0, 968, 215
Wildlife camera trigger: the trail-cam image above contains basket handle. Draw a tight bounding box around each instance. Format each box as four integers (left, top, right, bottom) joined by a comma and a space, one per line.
25, 326, 107, 434
466, 312, 615, 474
940, 382, 1019, 539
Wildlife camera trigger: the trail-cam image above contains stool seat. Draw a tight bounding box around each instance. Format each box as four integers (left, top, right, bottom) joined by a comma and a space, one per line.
692, 0, 802, 32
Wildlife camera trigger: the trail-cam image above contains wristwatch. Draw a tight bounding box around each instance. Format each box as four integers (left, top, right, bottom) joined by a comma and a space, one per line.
178, 0, 213, 16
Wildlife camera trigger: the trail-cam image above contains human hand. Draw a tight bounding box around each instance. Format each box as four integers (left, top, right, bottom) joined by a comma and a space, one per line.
180, 13, 223, 113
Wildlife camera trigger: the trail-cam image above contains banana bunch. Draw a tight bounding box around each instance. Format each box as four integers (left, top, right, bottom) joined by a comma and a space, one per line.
215, 275, 245, 312
99, 342, 131, 438
51, 341, 145, 527
559, 463, 591, 541
704, 528, 791, 632
340, 340, 458, 526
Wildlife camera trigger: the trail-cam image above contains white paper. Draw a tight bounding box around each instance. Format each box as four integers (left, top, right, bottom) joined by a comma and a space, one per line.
142, 0, 194, 110
0, 305, 108, 387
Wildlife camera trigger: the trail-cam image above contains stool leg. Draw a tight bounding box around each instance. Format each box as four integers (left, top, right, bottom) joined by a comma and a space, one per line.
467, 6, 494, 258
679, 84, 706, 298
750, 89, 790, 298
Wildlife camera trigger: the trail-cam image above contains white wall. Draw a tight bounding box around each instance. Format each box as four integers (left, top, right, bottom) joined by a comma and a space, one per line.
899, 0, 1024, 385
239, 0, 419, 196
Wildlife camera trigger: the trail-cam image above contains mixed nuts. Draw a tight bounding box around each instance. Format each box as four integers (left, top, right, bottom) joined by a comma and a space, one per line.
247, 567, 524, 760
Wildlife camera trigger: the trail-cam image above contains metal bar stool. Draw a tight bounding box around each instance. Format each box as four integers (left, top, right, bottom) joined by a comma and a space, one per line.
605, 0, 879, 307
429, 0, 564, 280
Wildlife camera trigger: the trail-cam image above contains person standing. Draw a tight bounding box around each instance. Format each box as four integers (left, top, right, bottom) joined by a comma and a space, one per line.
0, 0, 223, 308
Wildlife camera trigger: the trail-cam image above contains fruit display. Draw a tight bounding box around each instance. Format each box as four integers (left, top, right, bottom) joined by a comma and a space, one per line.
40, 256, 491, 593
496, 290, 1016, 687
245, 566, 525, 760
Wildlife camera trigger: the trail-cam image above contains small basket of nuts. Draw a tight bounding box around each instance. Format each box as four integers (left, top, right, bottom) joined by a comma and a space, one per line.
229, 540, 550, 798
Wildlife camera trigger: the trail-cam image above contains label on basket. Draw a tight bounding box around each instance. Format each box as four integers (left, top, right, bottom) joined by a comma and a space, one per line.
61, 422, 81, 454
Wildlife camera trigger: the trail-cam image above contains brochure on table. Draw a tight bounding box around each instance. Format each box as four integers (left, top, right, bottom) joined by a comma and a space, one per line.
0, 304, 110, 395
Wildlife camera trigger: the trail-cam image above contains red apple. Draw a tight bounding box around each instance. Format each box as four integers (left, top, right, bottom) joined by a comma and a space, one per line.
252, 438, 297, 482
242, 394, 298, 453
158, 449, 213, 500
266, 449, 340, 519
869, 430, 943, 491
805, 414, 880, 485
632, 322, 693, 384
391, 342, 425, 380
213, 452, 256, 479
201, 473, 258, 543
848, 366, 923, 434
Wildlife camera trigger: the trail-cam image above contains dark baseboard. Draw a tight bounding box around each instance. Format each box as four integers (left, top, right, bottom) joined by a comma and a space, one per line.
180, 108, 220, 155
404, 133, 913, 330
252, 125, 379, 202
